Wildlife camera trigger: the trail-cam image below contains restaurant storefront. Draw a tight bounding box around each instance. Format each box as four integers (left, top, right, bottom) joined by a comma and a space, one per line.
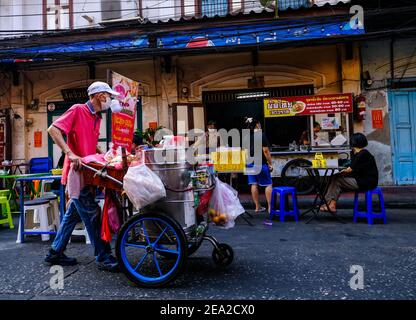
2, 10, 364, 181
168, 41, 360, 190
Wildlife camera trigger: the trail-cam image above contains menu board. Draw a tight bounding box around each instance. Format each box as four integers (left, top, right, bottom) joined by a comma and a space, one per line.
264, 93, 353, 118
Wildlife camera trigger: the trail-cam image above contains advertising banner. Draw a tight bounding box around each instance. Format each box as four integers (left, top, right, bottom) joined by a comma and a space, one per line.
157, 16, 364, 50
264, 93, 353, 118
109, 71, 139, 152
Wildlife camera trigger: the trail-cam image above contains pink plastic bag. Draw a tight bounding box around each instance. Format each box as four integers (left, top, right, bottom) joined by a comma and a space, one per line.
101, 193, 121, 242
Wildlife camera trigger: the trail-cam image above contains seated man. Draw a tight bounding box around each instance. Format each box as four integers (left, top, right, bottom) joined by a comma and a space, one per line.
322, 133, 378, 213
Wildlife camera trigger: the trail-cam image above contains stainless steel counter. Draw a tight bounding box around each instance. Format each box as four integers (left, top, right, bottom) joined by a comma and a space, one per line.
270, 148, 351, 156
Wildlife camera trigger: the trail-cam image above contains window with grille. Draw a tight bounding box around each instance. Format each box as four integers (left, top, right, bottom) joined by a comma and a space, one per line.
43, 0, 73, 30
201, 0, 229, 17
278, 0, 310, 10
101, 0, 122, 21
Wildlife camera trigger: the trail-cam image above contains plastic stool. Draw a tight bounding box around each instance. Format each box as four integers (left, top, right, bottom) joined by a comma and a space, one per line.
70, 222, 91, 245
0, 189, 11, 199
270, 187, 299, 222
16, 199, 54, 243
0, 196, 14, 229
39, 194, 60, 230
353, 187, 387, 225
40, 179, 55, 196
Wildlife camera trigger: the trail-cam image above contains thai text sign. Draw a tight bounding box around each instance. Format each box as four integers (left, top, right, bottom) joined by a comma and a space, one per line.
264, 93, 353, 118
110, 71, 139, 152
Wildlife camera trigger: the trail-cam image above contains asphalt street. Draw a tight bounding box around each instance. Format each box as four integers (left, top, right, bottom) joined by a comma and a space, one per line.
1, 209, 416, 300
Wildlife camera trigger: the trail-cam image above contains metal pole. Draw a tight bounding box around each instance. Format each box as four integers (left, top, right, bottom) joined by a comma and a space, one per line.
275, 0, 279, 18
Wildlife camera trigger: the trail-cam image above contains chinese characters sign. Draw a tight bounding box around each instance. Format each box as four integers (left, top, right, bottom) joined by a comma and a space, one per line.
110, 71, 139, 152
264, 93, 353, 118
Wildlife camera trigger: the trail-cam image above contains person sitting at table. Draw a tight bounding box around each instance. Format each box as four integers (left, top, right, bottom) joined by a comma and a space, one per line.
321, 133, 378, 213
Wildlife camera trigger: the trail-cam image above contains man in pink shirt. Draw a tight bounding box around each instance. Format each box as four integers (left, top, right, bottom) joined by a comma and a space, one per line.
45, 81, 120, 272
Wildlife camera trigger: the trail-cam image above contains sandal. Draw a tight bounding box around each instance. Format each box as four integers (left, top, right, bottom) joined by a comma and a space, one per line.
320, 205, 329, 212
255, 206, 266, 212
320, 205, 337, 213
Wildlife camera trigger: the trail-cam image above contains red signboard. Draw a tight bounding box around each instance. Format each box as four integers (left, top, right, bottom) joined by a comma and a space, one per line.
264, 93, 353, 117
372, 109, 384, 129
110, 71, 139, 152
34, 131, 42, 148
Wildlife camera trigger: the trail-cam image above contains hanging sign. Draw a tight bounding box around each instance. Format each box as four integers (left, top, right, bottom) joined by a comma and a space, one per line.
264, 93, 353, 118
34, 130, 42, 148
371, 109, 384, 129
109, 71, 139, 152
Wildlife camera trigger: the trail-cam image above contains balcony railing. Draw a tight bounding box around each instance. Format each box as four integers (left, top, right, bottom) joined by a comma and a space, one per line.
278, 0, 310, 10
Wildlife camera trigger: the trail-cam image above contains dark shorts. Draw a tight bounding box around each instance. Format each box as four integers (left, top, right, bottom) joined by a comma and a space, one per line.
247, 164, 273, 187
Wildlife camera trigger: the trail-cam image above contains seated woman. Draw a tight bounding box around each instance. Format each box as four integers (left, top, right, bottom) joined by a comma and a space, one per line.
321, 133, 378, 213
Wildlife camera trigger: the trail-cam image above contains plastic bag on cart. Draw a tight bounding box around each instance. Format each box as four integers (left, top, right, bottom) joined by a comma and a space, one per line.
123, 164, 166, 210
208, 177, 245, 229
101, 193, 121, 242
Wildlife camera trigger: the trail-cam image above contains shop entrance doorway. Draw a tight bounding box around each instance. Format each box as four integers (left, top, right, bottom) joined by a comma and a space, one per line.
203, 85, 314, 192
203, 85, 314, 147
389, 89, 416, 185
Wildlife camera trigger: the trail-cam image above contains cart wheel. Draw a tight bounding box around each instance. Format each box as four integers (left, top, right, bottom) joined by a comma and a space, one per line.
281, 158, 315, 195
116, 212, 187, 288
212, 243, 234, 267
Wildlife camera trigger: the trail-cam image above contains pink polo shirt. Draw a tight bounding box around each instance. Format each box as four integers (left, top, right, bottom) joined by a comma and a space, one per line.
53, 103, 102, 185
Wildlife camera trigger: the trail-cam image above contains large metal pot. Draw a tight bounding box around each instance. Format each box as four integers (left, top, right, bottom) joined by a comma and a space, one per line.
143, 148, 196, 235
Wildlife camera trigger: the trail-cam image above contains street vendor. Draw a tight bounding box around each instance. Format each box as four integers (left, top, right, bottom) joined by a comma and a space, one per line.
299, 121, 321, 146
191, 120, 226, 155
44, 81, 120, 272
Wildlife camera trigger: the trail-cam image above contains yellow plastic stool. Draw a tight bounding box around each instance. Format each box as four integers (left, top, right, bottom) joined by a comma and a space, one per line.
0, 196, 14, 229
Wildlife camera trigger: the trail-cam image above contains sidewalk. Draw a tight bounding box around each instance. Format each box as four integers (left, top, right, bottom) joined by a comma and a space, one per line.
239, 186, 416, 209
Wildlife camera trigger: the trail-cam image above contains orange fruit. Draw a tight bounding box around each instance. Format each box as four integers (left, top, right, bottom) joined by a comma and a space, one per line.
219, 214, 227, 222
212, 216, 220, 224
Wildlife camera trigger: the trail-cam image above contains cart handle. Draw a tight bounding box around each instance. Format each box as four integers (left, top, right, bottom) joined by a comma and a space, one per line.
81, 163, 123, 186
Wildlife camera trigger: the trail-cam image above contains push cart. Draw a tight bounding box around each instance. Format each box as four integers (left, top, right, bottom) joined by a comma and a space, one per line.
82, 148, 234, 288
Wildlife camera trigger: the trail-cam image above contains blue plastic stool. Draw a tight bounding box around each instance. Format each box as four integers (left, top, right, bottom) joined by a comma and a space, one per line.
353, 187, 387, 225
270, 187, 299, 222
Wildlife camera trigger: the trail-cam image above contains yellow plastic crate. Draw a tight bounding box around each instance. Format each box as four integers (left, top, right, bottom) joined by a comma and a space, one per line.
211, 149, 247, 173
51, 168, 63, 175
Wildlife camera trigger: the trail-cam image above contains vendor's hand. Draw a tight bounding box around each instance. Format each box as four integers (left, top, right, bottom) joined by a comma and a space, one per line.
68, 151, 82, 170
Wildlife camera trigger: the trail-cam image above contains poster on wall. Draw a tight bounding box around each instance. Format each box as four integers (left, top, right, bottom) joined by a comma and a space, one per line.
109, 71, 139, 152
321, 117, 340, 130
371, 109, 384, 129
264, 93, 353, 118
34, 130, 42, 148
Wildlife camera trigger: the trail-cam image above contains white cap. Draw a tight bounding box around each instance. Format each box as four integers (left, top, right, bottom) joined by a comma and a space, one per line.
87, 81, 120, 96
